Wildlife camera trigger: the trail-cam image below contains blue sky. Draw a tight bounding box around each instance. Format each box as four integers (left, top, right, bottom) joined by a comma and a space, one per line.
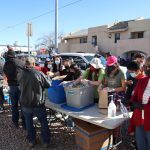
0, 0, 150, 48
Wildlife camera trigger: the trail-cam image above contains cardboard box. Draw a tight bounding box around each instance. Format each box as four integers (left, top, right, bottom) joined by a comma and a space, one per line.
98, 90, 108, 109
74, 119, 113, 150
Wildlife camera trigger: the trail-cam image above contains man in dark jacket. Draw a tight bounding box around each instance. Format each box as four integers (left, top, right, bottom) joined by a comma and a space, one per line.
18, 57, 51, 148
0, 59, 4, 111
0, 74, 4, 111
3, 50, 25, 128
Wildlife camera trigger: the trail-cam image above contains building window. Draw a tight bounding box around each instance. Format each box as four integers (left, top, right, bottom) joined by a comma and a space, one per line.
80, 37, 87, 43
92, 36, 97, 46
131, 31, 144, 39
114, 33, 120, 43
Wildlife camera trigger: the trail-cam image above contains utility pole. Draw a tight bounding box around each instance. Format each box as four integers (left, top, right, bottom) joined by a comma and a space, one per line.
27, 23, 33, 56
55, 0, 58, 53
14, 41, 18, 51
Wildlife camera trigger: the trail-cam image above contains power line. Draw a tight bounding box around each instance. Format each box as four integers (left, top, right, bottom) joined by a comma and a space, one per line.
0, 0, 84, 33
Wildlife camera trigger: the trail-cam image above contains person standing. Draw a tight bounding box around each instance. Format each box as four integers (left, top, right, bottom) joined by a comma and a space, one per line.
124, 61, 145, 106
3, 50, 25, 128
76, 57, 105, 103
99, 55, 127, 144
0, 74, 4, 111
63, 63, 82, 81
100, 55, 127, 94
52, 55, 63, 73
134, 52, 146, 72
41, 61, 50, 75
128, 56, 150, 150
0, 58, 5, 111
18, 57, 51, 148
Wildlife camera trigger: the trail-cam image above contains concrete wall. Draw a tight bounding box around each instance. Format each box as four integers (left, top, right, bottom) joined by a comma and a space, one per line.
116, 38, 150, 56
115, 19, 150, 56
59, 19, 150, 57
59, 43, 95, 53
88, 25, 113, 53
58, 43, 70, 53
69, 43, 95, 53
66, 38, 80, 44
129, 19, 150, 33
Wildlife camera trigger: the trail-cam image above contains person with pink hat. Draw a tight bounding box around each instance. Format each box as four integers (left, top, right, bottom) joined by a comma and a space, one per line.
99, 55, 127, 93
106, 55, 118, 66
98, 55, 127, 144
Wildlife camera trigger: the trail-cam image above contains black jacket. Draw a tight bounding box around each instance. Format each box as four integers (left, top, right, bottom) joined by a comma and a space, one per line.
60, 66, 70, 76
63, 70, 82, 81
0, 61, 4, 76
3, 58, 24, 86
18, 67, 50, 108
52, 63, 62, 73
123, 76, 138, 106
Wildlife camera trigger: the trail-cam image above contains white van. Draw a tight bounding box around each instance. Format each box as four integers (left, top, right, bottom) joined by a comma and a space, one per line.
59, 53, 95, 70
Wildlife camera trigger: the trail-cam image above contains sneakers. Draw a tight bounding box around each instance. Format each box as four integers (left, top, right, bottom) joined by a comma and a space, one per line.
130, 139, 137, 149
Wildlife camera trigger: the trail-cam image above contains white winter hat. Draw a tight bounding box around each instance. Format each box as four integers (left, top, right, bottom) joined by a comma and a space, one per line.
90, 58, 104, 69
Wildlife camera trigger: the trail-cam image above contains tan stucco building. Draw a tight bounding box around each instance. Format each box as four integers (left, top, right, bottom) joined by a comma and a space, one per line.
59, 18, 150, 59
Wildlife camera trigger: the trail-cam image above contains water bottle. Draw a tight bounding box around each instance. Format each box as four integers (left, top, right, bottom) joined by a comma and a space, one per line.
118, 99, 129, 118
108, 95, 116, 118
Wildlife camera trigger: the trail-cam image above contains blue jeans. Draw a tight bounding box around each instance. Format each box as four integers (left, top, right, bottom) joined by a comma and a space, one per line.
9, 86, 24, 124
22, 106, 50, 144
136, 125, 150, 150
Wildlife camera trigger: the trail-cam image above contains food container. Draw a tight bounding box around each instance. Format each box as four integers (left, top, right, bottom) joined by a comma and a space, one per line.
65, 85, 94, 109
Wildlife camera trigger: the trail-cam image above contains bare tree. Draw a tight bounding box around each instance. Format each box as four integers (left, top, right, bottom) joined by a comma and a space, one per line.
35, 32, 63, 54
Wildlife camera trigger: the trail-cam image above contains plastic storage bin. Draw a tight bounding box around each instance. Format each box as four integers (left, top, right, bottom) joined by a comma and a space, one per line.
51, 79, 62, 86
51, 75, 66, 86
64, 86, 94, 109
48, 85, 66, 104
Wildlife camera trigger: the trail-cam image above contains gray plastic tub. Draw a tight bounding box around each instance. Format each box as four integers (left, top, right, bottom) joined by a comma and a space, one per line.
64, 86, 94, 109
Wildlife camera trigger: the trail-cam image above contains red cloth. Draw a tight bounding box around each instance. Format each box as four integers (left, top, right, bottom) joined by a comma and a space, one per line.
41, 67, 49, 75
35, 66, 41, 71
135, 72, 145, 79
128, 76, 150, 133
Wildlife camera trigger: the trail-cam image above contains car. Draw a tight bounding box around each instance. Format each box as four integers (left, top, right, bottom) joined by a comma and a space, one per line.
0, 56, 5, 63
15, 53, 37, 64
59, 52, 95, 70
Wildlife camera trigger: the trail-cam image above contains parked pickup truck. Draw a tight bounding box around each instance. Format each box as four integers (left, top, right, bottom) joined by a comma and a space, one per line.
59, 52, 95, 70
